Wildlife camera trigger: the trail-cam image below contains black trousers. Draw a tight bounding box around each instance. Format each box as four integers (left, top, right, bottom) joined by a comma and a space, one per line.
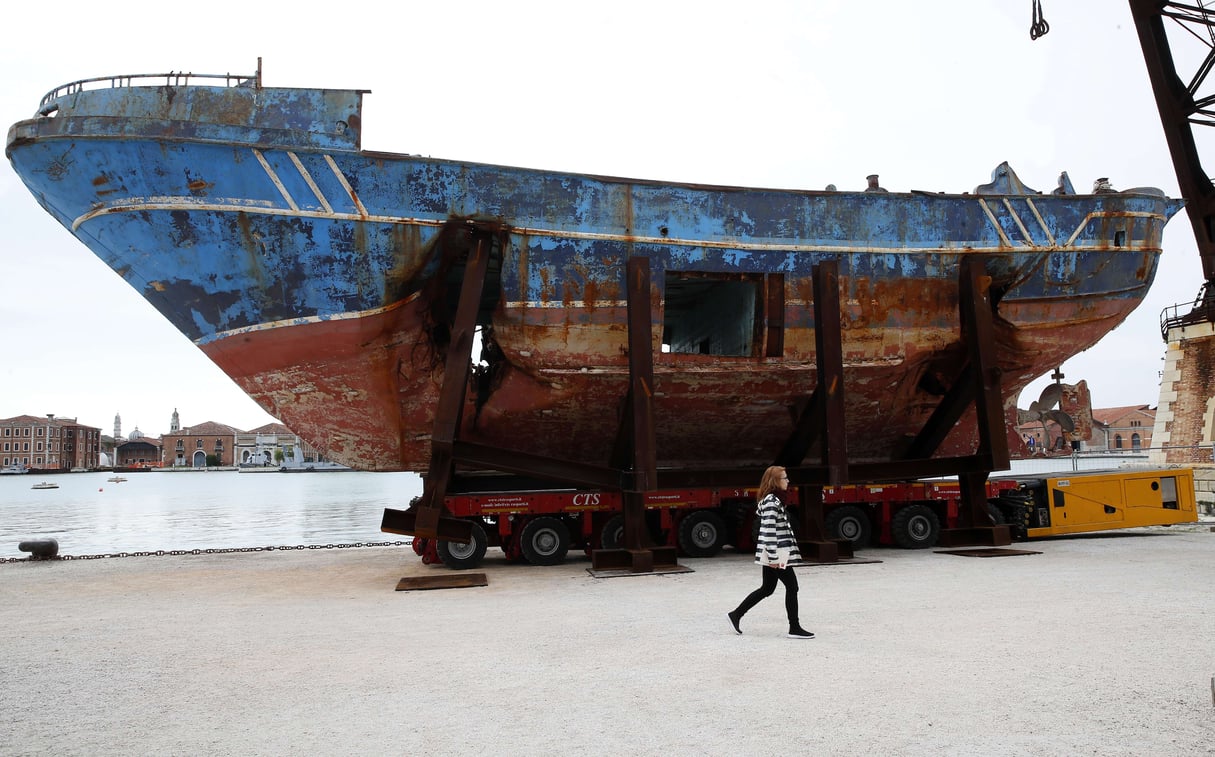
734, 565, 799, 624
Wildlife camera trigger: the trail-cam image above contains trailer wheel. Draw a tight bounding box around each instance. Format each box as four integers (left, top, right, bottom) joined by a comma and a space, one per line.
890, 504, 940, 549
825, 505, 872, 548
678, 510, 727, 557
520, 517, 570, 565
985, 501, 1005, 526
600, 515, 625, 550
435, 520, 488, 570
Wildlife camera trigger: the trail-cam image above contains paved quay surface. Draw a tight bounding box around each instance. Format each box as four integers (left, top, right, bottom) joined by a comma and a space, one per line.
2, 523, 1213, 756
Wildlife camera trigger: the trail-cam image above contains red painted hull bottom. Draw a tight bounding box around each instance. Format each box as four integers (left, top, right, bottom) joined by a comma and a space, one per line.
201, 296, 1134, 473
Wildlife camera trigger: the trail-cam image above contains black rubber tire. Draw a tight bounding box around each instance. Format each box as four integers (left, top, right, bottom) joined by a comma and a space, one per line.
992, 493, 1032, 540
825, 505, 872, 548
520, 516, 571, 566
890, 504, 940, 549
677, 510, 727, 557
599, 514, 625, 550
435, 520, 488, 570
985, 501, 1005, 526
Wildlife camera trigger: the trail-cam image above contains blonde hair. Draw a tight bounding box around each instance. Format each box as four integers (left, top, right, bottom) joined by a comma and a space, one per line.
757, 465, 786, 503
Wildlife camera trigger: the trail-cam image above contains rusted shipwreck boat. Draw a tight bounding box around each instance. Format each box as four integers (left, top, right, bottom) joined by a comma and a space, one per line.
5, 66, 1182, 489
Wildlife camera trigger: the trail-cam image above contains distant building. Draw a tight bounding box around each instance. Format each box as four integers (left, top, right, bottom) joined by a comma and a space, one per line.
1017, 402, 1156, 454
1091, 405, 1155, 452
162, 421, 242, 468
235, 423, 327, 467
0, 414, 102, 471
116, 429, 163, 468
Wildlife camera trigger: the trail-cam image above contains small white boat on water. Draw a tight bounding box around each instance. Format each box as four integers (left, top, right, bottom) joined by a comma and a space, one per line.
2, 464, 30, 475
106, 476, 127, 483
31, 481, 59, 490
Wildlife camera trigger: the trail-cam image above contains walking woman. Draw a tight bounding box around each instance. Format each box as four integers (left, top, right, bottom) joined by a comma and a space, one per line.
727, 465, 814, 638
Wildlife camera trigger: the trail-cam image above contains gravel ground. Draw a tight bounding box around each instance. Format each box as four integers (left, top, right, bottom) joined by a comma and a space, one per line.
2, 523, 1213, 756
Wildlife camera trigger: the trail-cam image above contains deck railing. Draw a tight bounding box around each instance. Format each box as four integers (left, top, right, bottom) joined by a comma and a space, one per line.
37, 63, 261, 116
1160, 283, 1215, 340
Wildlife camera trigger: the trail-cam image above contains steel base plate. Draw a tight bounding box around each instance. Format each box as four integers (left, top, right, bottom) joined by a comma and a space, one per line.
395, 573, 489, 591
934, 548, 1042, 557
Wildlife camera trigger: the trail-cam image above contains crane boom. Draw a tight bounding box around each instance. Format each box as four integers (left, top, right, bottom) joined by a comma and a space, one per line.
1129, 0, 1215, 289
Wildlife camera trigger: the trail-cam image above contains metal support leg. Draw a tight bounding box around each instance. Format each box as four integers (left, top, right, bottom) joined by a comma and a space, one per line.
939, 258, 1011, 547
796, 484, 853, 562
592, 257, 677, 572
793, 261, 853, 561
382, 227, 495, 544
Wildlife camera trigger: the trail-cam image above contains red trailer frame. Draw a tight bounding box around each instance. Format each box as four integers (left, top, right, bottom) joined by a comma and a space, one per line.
411, 478, 1022, 568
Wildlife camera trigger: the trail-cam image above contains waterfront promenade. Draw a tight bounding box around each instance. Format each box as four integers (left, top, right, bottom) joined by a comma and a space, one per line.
2, 523, 1213, 755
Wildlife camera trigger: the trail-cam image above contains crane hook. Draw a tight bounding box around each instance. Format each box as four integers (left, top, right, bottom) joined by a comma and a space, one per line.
1031, 0, 1050, 40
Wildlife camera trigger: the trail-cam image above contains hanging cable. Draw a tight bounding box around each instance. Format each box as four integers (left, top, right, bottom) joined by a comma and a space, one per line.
1031, 0, 1050, 40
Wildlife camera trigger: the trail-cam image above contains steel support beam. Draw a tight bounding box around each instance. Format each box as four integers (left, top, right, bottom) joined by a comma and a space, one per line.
381, 227, 495, 545
938, 257, 1011, 547
788, 261, 853, 561
593, 257, 678, 571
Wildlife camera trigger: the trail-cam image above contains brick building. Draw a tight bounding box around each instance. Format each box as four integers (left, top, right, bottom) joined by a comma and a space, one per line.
1092, 405, 1155, 452
1016, 381, 1155, 454
116, 429, 163, 468
0, 414, 102, 471
162, 421, 242, 468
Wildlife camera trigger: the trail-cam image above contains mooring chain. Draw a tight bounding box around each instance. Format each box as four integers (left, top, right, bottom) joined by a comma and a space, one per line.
1030, 0, 1049, 40
0, 540, 412, 563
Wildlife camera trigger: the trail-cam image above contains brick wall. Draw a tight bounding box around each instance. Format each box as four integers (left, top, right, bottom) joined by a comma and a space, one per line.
1153, 321, 1215, 465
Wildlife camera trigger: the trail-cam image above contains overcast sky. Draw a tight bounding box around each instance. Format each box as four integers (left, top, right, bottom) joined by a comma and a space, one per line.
0, 0, 1205, 436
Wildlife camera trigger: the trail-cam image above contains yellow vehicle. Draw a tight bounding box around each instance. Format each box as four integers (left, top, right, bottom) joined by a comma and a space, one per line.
993, 468, 1198, 539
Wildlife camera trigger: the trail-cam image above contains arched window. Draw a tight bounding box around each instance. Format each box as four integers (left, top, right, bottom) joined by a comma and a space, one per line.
1131, 433, 1141, 450
1114, 434, 1123, 449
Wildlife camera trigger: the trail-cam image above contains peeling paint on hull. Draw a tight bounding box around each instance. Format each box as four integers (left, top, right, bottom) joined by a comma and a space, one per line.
5, 72, 1184, 472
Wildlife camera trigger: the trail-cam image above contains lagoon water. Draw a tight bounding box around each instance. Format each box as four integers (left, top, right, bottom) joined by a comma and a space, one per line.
0, 469, 423, 559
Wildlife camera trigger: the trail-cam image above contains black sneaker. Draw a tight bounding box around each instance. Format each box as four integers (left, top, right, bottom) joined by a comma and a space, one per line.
727, 611, 742, 635
787, 627, 815, 639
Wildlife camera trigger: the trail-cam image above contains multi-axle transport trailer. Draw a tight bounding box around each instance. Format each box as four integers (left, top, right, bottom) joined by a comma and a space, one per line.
409, 467, 1198, 569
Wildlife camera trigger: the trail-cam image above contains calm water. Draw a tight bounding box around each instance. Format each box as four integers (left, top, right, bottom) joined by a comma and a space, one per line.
0, 470, 422, 559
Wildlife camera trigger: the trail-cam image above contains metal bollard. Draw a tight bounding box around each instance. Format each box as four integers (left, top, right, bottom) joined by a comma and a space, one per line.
18, 539, 59, 559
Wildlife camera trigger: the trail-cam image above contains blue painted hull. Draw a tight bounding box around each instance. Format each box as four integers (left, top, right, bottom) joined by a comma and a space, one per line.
5, 72, 1183, 472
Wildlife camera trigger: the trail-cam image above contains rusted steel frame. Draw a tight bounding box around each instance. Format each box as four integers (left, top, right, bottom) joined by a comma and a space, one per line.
451, 441, 624, 490
775, 261, 846, 477
774, 385, 824, 469
795, 485, 853, 561
650, 451, 997, 490
592, 257, 677, 571
812, 260, 848, 483
623, 257, 657, 520
764, 273, 785, 357
640, 449, 1002, 491
938, 257, 1012, 546
772, 261, 848, 559
1130, 0, 1215, 283
902, 362, 979, 460
959, 257, 1010, 474
383, 228, 494, 544
842, 454, 996, 484
900, 258, 1008, 469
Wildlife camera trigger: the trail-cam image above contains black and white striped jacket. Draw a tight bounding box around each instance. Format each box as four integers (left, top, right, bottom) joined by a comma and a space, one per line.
754, 493, 803, 567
